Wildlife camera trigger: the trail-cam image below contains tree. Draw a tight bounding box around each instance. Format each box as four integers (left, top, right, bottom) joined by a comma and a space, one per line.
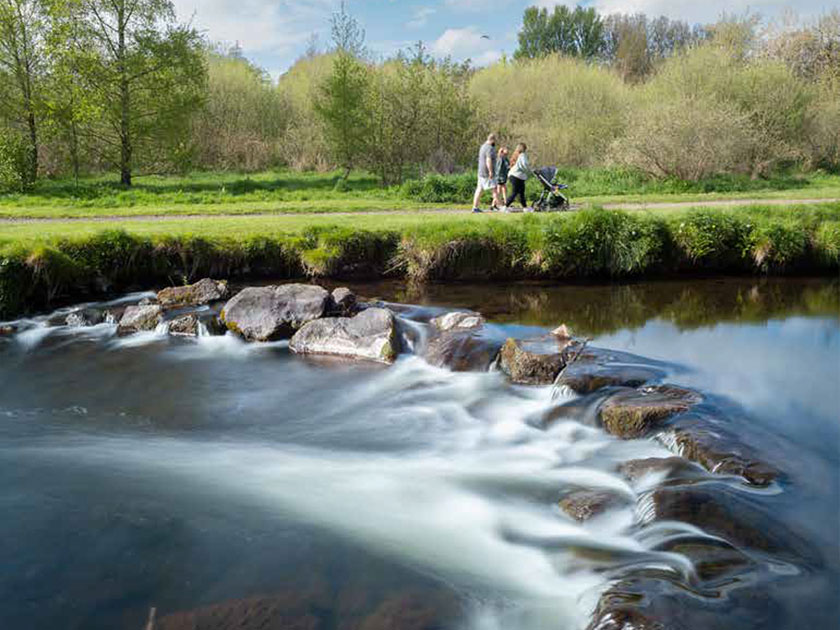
0, 0, 48, 185
515, 5, 604, 61
73, 0, 205, 186
315, 1, 369, 179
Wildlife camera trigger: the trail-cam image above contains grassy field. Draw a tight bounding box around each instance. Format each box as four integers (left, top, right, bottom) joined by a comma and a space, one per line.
0, 168, 838, 220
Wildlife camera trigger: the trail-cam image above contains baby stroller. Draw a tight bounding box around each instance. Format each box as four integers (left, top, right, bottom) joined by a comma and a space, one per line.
533, 167, 570, 212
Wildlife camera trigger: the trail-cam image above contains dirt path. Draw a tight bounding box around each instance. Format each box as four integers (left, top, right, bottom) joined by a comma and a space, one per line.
0, 197, 837, 224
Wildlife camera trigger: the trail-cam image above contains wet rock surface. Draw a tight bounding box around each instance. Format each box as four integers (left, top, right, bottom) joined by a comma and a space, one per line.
617, 457, 705, 484
290, 308, 400, 363
65, 308, 113, 328
0, 324, 16, 336
221, 284, 330, 342
600, 385, 702, 438
560, 490, 628, 522
168, 314, 200, 336
157, 278, 230, 308
117, 304, 162, 335
556, 349, 665, 394
423, 311, 500, 372
498, 335, 579, 385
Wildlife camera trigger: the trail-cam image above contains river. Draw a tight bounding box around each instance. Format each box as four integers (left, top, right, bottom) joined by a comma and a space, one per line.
0, 277, 837, 630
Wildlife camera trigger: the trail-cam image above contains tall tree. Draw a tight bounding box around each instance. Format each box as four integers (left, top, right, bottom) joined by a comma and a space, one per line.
515, 5, 604, 60
315, 1, 369, 179
0, 0, 47, 184
74, 0, 205, 186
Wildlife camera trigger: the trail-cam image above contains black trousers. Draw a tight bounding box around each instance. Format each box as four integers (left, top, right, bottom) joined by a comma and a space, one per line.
506, 176, 526, 207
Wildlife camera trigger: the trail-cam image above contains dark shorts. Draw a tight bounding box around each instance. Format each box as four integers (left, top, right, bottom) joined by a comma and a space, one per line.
495, 176, 508, 185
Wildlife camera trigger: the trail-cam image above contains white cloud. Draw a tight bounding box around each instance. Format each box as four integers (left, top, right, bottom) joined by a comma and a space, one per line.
408, 7, 437, 29
431, 26, 501, 65
172, 0, 333, 54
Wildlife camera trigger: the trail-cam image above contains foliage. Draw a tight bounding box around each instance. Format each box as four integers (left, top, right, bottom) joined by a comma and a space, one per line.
0, 128, 35, 191
515, 5, 604, 60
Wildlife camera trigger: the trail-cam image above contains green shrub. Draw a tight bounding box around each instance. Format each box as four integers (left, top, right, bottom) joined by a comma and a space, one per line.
671, 210, 750, 269
534, 208, 666, 276
813, 221, 840, 265
0, 131, 34, 193
400, 173, 475, 203
747, 220, 809, 270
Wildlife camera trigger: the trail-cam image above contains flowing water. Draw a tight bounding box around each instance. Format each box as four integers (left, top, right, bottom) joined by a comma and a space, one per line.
0, 277, 837, 630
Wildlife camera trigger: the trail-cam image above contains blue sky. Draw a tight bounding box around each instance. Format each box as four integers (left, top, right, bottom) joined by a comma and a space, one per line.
170, 0, 836, 79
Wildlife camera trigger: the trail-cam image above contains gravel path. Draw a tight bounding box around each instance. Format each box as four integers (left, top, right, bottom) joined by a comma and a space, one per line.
0, 197, 837, 224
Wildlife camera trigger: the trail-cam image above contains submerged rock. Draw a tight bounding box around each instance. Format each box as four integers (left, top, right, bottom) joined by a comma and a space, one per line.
290, 307, 399, 363
499, 335, 579, 385
599, 385, 702, 438
117, 305, 162, 335
618, 457, 704, 484
560, 490, 628, 522
221, 284, 330, 342
157, 278, 229, 308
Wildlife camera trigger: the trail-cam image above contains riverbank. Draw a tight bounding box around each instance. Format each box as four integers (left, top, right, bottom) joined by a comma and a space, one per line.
1, 204, 839, 318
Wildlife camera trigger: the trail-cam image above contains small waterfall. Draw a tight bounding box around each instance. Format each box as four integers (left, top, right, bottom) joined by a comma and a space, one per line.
197, 322, 211, 338
154, 321, 171, 336
396, 316, 430, 355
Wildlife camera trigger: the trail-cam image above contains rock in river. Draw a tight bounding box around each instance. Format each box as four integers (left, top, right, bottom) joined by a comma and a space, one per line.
424, 311, 501, 372
221, 284, 330, 342
498, 335, 579, 385
599, 385, 702, 438
330, 287, 359, 316
560, 489, 628, 522
65, 308, 113, 328
117, 304, 162, 335
157, 278, 230, 308
290, 307, 399, 363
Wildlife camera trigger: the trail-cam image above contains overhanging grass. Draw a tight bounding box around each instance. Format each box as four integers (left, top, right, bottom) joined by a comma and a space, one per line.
1, 204, 838, 318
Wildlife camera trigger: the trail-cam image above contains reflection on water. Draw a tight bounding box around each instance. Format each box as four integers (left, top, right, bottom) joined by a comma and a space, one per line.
0, 277, 837, 630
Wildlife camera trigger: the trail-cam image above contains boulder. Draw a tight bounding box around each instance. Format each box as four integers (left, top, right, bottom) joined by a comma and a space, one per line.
221, 284, 330, 342
290, 307, 400, 363
157, 278, 229, 308
169, 314, 200, 336
423, 311, 499, 372
0, 324, 16, 336
499, 336, 579, 385
560, 489, 627, 522
330, 287, 358, 316
117, 304, 162, 335
599, 385, 702, 439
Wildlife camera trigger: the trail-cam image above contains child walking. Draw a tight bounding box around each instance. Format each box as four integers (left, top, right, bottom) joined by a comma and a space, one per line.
492, 147, 510, 211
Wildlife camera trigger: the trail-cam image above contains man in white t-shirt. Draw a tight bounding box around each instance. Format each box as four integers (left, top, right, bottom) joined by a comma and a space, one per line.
472, 133, 498, 213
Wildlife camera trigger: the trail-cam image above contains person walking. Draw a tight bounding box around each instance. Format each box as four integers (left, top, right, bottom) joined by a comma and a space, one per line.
472, 133, 498, 213
491, 146, 510, 211
505, 143, 532, 210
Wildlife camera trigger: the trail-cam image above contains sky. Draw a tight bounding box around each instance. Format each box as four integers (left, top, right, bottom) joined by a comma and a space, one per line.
170, 0, 837, 79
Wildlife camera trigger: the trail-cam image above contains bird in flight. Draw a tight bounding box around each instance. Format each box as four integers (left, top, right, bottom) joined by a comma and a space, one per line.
480, 35, 491, 39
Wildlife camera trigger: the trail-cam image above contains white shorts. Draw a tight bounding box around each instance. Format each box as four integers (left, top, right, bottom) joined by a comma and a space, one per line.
476, 176, 494, 192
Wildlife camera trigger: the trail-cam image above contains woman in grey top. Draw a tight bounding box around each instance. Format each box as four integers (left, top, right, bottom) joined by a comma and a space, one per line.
505, 143, 532, 209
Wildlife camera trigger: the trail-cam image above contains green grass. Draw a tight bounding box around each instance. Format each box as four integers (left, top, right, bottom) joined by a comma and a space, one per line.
0, 168, 838, 220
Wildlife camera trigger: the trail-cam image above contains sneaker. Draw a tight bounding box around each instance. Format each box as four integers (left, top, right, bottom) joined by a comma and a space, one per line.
472, 208, 483, 213
499, 206, 509, 213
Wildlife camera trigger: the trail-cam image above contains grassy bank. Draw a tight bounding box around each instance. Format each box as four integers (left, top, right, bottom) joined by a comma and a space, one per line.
1, 203, 838, 319
1, 168, 839, 219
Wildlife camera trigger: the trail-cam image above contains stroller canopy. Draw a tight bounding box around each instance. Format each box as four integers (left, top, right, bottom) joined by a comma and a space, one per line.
535, 166, 557, 182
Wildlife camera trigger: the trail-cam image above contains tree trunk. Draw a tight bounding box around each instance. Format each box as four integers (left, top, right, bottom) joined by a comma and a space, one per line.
118, 1, 132, 187
70, 121, 79, 187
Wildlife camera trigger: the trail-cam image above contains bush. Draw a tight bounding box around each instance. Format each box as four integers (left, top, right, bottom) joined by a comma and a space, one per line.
0, 131, 35, 193
747, 220, 809, 271
671, 210, 750, 269
534, 208, 666, 276
400, 173, 475, 203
